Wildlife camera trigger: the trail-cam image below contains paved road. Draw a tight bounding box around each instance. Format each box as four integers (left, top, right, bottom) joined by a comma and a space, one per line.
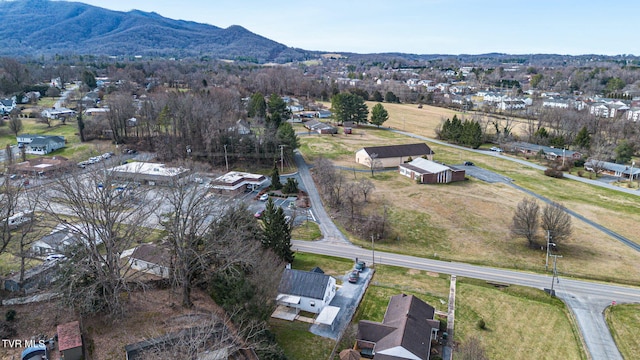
293, 150, 349, 244
292, 240, 636, 360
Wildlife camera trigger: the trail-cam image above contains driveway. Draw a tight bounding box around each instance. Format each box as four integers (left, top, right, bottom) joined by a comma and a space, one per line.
310, 267, 373, 339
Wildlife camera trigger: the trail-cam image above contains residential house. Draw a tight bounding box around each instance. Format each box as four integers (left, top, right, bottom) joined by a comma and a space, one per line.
229, 119, 251, 135
41, 107, 76, 119
276, 268, 337, 314
497, 100, 526, 111
209, 171, 268, 194
287, 104, 304, 112
584, 159, 640, 180
509, 142, 582, 162
57, 321, 83, 360
0, 97, 17, 114
16, 134, 65, 155
627, 107, 640, 122
304, 119, 337, 134
356, 294, 440, 360
398, 158, 466, 184
9, 156, 74, 176
31, 222, 104, 256
316, 110, 333, 118
3, 260, 59, 292
129, 244, 171, 278
356, 143, 434, 168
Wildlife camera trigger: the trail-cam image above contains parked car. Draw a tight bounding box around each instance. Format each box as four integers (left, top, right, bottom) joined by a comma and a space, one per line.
490, 147, 503, 152
348, 270, 359, 284
355, 260, 366, 272
464, 161, 474, 166
259, 193, 269, 201
45, 254, 66, 261
254, 209, 264, 218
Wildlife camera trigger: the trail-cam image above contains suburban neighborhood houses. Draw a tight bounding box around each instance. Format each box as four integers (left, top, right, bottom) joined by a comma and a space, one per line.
1, 4, 640, 359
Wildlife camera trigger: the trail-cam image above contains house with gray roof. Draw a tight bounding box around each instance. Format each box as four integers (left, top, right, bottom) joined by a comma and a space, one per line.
0, 97, 16, 114
276, 268, 337, 314
17, 134, 65, 155
356, 294, 440, 360
585, 159, 640, 180
509, 142, 582, 163
31, 222, 104, 256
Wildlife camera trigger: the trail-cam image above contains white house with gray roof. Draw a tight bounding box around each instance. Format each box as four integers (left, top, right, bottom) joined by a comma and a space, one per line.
276, 268, 337, 314
17, 134, 66, 155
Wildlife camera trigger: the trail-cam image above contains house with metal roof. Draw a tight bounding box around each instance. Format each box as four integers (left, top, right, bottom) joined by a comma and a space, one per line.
398, 158, 466, 184
356, 294, 440, 360
16, 134, 66, 155
276, 268, 337, 314
585, 159, 640, 180
509, 142, 582, 162
356, 143, 434, 168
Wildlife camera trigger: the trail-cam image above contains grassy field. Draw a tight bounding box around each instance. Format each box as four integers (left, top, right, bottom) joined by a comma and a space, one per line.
297, 107, 640, 285
284, 252, 585, 360
291, 221, 322, 241
605, 304, 640, 359
454, 278, 585, 360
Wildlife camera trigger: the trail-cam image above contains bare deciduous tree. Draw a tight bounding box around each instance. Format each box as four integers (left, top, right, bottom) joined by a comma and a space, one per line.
47, 168, 159, 316
511, 197, 540, 247
357, 178, 375, 203
541, 202, 572, 247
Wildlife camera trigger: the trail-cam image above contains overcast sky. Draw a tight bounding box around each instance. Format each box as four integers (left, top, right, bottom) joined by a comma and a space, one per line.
61, 0, 639, 56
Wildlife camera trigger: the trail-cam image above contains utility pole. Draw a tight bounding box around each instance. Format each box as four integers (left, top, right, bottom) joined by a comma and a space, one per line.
279, 145, 285, 173
630, 161, 635, 185
550, 254, 563, 293
545, 230, 554, 271
371, 234, 375, 268
223, 144, 229, 172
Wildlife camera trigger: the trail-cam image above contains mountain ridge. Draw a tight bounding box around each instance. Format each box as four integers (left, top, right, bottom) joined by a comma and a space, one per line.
0, 0, 312, 62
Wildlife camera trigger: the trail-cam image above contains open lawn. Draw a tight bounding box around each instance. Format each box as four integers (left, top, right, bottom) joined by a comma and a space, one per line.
270, 319, 335, 360
291, 221, 322, 241
606, 304, 640, 360
455, 278, 585, 360
298, 119, 640, 285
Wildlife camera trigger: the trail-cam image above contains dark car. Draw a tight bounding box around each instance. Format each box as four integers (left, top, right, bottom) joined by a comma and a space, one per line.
348, 270, 359, 283
464, 161, 474, 166
355, 260, 366, 272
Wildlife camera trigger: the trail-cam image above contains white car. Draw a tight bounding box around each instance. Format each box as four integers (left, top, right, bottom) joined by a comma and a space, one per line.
259, 193, 269, 201
45, 254, 66, 261
490, 147, 504, 152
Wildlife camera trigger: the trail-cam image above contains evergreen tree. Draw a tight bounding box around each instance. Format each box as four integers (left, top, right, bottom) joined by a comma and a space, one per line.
331, 92, 368, 125
450, 115, 463, 143
615, 140, 634, 164
372, 90, 384, 102
276, 122, 299, 150
248, 92, 267, 118
270, 165, 282, 190
370, 103, 389, 127
574, 126, 591, 150
261, 199, 294, 263
385, 91, 399, 103
82, 70, 97, 89
266, 93, 290, 129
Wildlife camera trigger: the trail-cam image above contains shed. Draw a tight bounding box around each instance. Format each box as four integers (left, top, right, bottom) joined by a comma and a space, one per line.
57, 321, 83, 360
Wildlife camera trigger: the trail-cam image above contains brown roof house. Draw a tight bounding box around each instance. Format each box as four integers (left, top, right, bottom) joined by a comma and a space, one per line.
398, 158, 466, 184
356, 143, 434, 168
356, 294, 440, 360
129, 244, 171, 279
57, 321, 83, 360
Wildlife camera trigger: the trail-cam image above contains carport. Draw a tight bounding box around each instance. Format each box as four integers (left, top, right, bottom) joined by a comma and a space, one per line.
315, 305, 341, 331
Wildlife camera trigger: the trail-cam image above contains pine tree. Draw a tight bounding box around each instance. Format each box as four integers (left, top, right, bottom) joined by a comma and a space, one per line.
271, 165, 282, 190
573, 126, 591, 150
261, 199, 294, 263
370, 103, 389, 127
